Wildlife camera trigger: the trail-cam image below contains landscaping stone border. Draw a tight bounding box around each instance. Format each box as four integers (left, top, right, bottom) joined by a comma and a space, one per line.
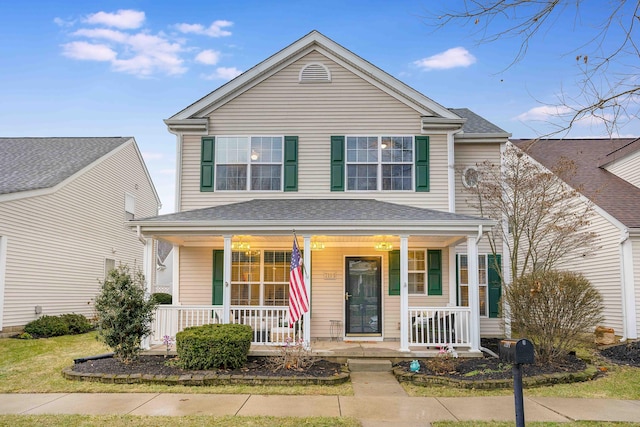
393, 364, 600, 389
62, 366, 350, 387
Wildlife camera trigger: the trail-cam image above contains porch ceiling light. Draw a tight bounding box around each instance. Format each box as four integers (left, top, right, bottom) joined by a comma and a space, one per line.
232, 241, 250, 251
374, 241, 393, 251
310, 241, 325, 251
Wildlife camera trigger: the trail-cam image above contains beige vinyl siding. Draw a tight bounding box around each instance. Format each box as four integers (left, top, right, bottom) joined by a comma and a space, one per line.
179, 51, 450, 212
454, 142, 502, 216
556, 212, 625, 332
633, 236, 640, 336
0, 142, 158, 330
177, 242, 449, 340
606, 150, 640, 188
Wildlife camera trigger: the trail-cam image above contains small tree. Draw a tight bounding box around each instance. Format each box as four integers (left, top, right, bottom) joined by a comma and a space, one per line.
505, 270, 603, 364
94, 264, 157, 363
464, 143, 598, 283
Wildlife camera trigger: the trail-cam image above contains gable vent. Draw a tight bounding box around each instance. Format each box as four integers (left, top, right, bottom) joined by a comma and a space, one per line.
299, 63, 331, 83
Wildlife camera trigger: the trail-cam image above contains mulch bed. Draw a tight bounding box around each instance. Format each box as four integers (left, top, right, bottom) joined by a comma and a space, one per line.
72, 355, 343, 378
600, 340, 640, 367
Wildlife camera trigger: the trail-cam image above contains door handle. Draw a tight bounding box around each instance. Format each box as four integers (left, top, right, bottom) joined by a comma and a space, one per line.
345, 292, 352, 301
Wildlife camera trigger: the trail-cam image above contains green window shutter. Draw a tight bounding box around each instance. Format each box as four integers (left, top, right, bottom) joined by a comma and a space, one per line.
388, 250, 400, 295
488, 254, 502, 318
330, 135, 345, 191
427, 249, 442, 295
283, 136, 298, 191
212, 250, 224, 305
415, 135, 430, 192
201, 137, 215, 192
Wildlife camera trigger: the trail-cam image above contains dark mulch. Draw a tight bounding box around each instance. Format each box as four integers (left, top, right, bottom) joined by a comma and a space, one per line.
72, 355, 342, 378
600, 340, 640, 367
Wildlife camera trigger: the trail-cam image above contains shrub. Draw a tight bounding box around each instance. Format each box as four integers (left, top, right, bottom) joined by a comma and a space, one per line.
504, 270, 604, 364
24, 315, 69, 338
151, 292, 172, 305
177, 323, 252, 370
60, 313, 93, 334
94, 264, 158, 363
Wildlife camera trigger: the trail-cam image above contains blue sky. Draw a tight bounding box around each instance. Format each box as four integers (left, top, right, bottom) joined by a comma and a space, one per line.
1, 1, 637, 213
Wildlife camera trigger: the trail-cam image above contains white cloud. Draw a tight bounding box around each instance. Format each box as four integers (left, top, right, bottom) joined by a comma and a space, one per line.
73, 28, 128, 43
141, 152, 164, 160
176, 20, 232, 37
514, 105, 573, 121
414, 47, 476, 70
204, 67, 243, 80
195, 49, 221, 65
53, 17, 74, 27
84, 9, 145, 29
61, 41, 117, 61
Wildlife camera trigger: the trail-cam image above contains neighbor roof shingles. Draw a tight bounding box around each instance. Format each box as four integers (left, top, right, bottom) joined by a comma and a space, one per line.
0, 137, 131, 195
511, 138, 640, 229
450, 108, 509, 135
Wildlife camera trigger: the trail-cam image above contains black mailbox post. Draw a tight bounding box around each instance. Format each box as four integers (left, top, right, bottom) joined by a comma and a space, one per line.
500, 339, 534, 427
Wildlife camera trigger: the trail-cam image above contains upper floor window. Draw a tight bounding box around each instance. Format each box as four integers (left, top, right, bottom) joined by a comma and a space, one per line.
125, 193, 135, 220
215, 136, 283, 191
346, 136, 413, 191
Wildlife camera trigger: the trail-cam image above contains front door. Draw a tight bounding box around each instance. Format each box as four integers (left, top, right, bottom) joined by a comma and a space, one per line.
345, 257, 382, 336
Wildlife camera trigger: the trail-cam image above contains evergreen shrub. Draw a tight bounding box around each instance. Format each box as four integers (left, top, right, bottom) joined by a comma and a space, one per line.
177, 323, 252, 370
60, 313, 93, 334
24, 315, 69, 338
151, 292, 172, 304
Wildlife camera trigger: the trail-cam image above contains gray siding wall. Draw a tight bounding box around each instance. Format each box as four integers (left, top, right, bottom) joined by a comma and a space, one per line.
0, 142, 158, 330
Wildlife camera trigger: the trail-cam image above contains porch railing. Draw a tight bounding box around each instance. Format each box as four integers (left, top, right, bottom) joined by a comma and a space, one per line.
408, 306, 471, 348
151, 305, 302, 346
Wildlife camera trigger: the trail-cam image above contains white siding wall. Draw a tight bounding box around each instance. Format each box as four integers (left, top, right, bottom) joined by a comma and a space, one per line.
179, 51, 450, 212
633, 236, 640, 336
178, 243, 449, 340
0, 142, 159, 330
606, 151, 640, 189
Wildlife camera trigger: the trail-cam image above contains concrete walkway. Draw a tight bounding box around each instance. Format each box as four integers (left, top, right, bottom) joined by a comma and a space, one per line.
1, 373, 640, 425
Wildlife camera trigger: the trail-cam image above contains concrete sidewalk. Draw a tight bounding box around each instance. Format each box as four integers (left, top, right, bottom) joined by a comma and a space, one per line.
1, 371, 640, 426
2, 393, 640, 425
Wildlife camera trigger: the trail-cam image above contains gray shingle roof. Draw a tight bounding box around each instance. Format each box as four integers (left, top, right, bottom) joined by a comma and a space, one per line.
450, 108, 509, 135
0, 137, 131, 195
136, 199, 487, 223
511, 138, 640, 229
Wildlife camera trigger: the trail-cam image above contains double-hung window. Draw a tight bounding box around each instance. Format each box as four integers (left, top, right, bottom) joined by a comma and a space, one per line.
215, 136, 283, 191
230, 250, 292, 306
346, 136, 413, 191
458, 254, 488, 316
408, 250, 426, 294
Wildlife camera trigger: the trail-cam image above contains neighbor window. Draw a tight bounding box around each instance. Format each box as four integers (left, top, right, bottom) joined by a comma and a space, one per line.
230, 250, 292, 306
346, 136, 413, 191
458, 254, 488, 316
215, 136, 283, 191
104, 258, 116, 279
125, 193, 135, 220
408, 250, 426, 294
462, 166, 479, 188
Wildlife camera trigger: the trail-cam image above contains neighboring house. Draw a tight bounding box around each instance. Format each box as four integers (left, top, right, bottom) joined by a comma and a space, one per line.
0, 137, 160, 333
155, 239, 173, 295
512, 138, 640, 340
133, 31, 511, 352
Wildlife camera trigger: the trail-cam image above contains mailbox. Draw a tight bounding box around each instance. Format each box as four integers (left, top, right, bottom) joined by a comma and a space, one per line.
499, 338, 534, 365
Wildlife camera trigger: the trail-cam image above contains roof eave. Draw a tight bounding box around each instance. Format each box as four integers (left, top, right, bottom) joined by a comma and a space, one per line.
164, 118, 209, 135
455, 132, 512, 143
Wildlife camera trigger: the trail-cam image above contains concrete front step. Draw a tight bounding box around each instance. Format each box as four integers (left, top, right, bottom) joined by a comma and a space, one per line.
347, 358, 392, 372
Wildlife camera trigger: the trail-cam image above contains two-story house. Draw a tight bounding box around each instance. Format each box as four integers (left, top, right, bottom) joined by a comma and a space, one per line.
133, 31, 510, 352
0, 137, 160, 334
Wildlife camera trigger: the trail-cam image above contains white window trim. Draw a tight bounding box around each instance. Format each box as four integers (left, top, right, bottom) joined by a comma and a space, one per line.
215, 135, 285, 192
345, 135, 414, 192
458, 253, 489, 317
230, 249, 292, 306
408, 249, 427, 295
125, 193, 135, 220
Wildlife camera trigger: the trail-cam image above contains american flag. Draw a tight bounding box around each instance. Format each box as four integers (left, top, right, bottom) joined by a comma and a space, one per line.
288, 238, 309, 327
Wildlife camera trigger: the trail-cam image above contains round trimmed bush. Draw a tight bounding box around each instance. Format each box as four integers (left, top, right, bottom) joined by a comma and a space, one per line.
24, 315, 69, 338
177, 323, 252, 370
151, 292, 172, 305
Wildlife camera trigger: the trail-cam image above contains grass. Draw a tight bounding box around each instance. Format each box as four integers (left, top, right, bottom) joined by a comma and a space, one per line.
433, 422, 640, 427
0, 332, 352, 395
0, 415, 361, 426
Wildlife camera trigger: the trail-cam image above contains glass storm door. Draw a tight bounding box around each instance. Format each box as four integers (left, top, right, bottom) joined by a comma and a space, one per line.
345, 257, 382, 336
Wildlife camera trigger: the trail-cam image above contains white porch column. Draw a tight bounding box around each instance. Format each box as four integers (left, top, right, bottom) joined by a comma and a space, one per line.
303, 235, 312, 348
621, 231, 638, 340
448, 246, 457, 307
171, 245, 180, 305
223, 236, 232, 323
467, 234, 481, 352
400, 235, 410, 352
0, 236, 7, 331
141, 237, 154, 350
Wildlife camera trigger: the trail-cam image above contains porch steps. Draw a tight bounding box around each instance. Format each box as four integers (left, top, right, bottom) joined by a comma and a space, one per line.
347, 358, 392, 372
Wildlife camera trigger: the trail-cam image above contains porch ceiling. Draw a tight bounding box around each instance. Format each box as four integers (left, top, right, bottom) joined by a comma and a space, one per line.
132, 199, 495, 243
